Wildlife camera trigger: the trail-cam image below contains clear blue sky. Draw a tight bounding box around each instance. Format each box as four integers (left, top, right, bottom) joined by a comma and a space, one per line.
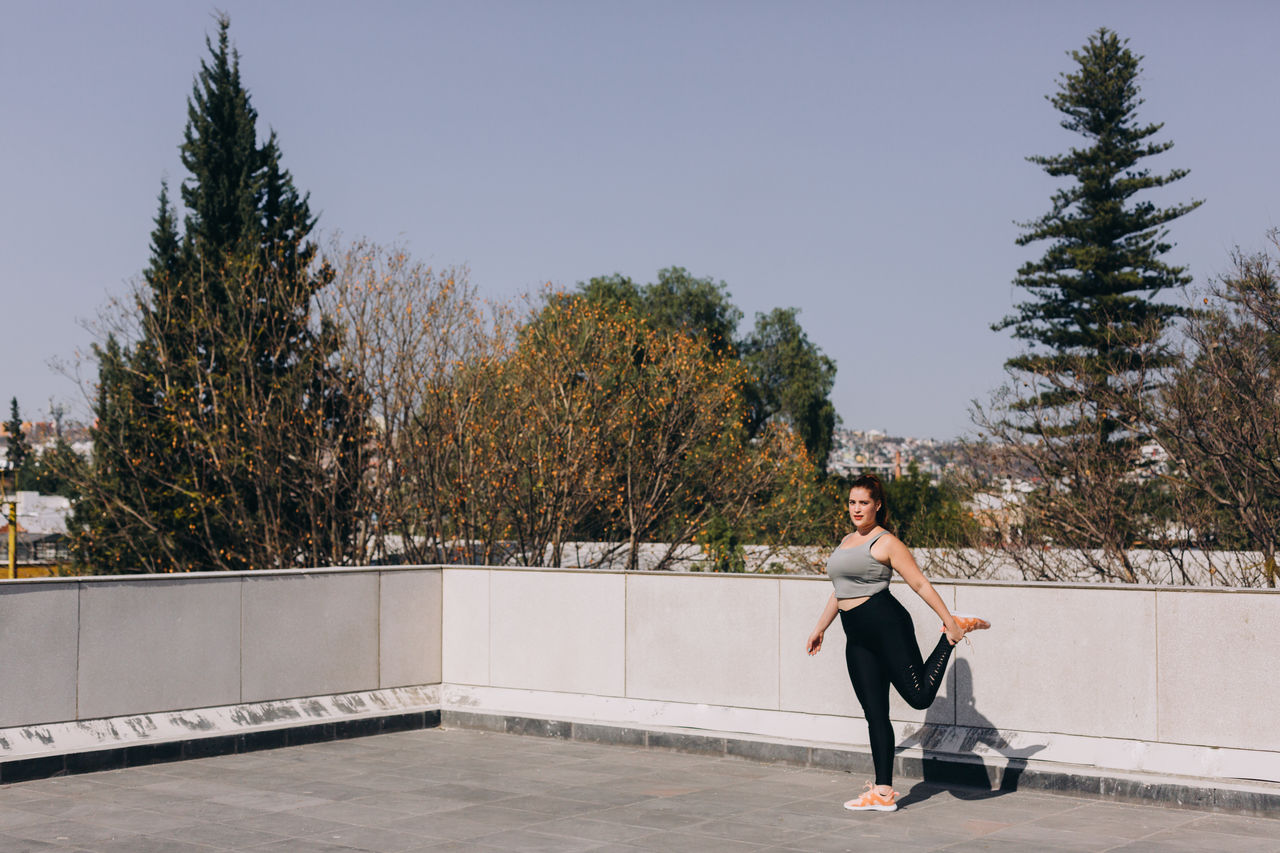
4, 0, 1278, 439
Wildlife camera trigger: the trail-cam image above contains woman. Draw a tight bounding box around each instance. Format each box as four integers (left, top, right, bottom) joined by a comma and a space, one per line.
806, 473, 988, 812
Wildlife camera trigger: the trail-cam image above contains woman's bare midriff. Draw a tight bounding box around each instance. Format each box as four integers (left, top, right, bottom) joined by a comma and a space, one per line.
837, 596, 870, 611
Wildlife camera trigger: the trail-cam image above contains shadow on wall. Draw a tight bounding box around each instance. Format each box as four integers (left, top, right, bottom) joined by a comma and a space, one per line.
897, 658, 1046, 806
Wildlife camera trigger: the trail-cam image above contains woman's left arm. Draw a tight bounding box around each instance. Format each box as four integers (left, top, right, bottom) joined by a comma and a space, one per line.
880, 535, 963, 643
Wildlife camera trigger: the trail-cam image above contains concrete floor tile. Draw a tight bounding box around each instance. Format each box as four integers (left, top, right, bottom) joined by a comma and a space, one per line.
588, 805, 711, 831
0, 834, 91, 853
350, 794, 474, 817
461, 827, 602, 852
4, 817, 148, 848
491, 793, 609, 818
1185, 812, 1280, 839
531, 815, 656, 844
249, 839, 371, 853
682, 815, 815, 846
552, 784, 663, 807
207, 788, 332, 812
1110, 828, 1280, 852
0, 804, 50, 831
304, 824, 436, 853
980, 822, 1132, 851
89, 835, 222, 853
229, 810, 353, 839
152, 819, 291, 849
939, 838, 1058, 852
286, 800, 428, 828
136, 798, 266, 823
819, 813, 990, 848
0, 794, 97, 818
733, 805, 856, 836
775, 832, 937, 853
625, 829, 768, 851
1030, 802, 1198, 839
382, 804, 545, 841
662, 788, 795, 814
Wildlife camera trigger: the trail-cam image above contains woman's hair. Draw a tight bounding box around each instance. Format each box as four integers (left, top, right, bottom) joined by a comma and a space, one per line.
849, 473, 890, 530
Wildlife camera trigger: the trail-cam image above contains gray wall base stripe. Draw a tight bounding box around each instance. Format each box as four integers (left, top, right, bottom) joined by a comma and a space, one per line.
440, 710, 1280, 818
0, 710, 439, 785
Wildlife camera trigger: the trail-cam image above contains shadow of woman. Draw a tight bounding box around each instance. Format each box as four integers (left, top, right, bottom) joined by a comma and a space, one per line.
895, 658, 1047, 807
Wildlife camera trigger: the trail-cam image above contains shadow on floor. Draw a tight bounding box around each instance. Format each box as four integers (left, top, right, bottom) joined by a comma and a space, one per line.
896, 658, 1046, 808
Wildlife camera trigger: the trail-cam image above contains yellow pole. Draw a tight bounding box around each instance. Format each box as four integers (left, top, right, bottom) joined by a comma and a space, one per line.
7, 500, 15, 580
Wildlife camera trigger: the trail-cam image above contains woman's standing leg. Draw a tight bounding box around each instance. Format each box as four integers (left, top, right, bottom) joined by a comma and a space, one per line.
840, 610, 894, 787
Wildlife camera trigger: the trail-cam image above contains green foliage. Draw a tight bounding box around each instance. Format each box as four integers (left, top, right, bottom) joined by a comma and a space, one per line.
740, 308, 837, 471
697, 512, 746, 572
22, 440, 85, 500
575, 269, 837, 471
883, 463, 973, 547
579, 267, 743, 356
995, 27, 1200, 436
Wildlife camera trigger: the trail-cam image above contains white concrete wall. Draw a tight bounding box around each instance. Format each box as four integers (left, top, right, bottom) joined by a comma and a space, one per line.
0, 567, 442, 729
0, 583, 79, 727
441, 567, 1280, 782
3, 565, 1276, 783
79, 578, 242, 718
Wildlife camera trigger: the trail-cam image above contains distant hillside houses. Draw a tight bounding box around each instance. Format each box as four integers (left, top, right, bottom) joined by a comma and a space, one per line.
0, 420, 92, 468
827, 428, 962, 481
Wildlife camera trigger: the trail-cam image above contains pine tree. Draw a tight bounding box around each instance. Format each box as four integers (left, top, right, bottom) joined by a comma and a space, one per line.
995, 28, 1201, 438
4, 398, 31, 480
75, 15, 369, 573
981, 29, 1202, 582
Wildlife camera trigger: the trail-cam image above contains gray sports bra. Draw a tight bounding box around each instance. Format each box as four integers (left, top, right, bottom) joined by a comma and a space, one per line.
826, 531, 892, 598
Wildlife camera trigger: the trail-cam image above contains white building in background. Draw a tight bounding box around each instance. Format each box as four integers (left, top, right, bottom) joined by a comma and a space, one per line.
11, 491, 71, 535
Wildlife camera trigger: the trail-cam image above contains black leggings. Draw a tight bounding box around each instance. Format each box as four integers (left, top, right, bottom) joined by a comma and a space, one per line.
839, 589, 953, 786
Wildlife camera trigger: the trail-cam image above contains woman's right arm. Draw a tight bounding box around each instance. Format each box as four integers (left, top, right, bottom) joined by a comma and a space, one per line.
806, 593, 839, 655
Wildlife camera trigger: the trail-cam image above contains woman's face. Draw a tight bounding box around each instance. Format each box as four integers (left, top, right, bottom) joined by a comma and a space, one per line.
848, 487, 879, 528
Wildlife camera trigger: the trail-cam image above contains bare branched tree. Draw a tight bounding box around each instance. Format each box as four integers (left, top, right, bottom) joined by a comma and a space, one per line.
966, 315, 1185, 583
1153, 235, 1280, 587
320, 238, 513, 565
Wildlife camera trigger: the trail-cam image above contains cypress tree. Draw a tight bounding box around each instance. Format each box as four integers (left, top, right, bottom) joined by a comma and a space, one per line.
4, 398, 31, 480
995, 28, 1201, 438
76, 15, 368, 573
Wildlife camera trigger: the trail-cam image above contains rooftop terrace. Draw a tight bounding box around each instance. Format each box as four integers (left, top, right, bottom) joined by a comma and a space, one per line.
3, 726, 1277, 853
2, 563, 1277, 849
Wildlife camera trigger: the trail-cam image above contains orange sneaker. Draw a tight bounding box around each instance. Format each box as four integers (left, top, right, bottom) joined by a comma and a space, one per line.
954, 613, 990, 633
942, 613, 991, 635
843, 782, 899, 812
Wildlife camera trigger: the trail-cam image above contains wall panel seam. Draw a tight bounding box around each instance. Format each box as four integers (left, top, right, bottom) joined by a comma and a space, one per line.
75, 580, 83, 721
373, 568, 378, 686
775, 578, 782, 711
238, 576, 245, 705
1153, 589, 1160, 741
623, 573, 629, 699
